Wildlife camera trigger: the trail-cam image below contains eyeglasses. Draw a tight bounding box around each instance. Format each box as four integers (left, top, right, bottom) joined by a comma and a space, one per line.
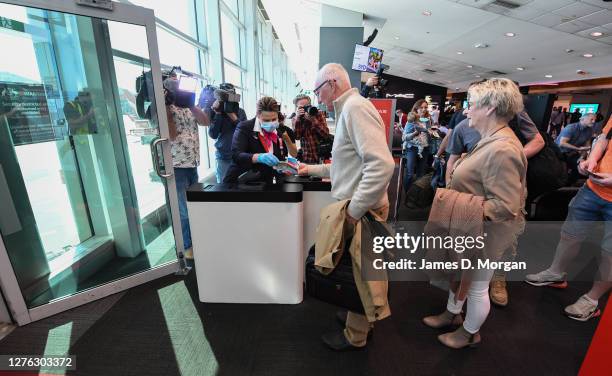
313, 79, 335, 95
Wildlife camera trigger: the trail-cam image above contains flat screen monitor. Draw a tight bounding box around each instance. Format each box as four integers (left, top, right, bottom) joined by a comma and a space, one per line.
352, 44, 384, 73
462, 100, 468, 109
569, 103, 599, 115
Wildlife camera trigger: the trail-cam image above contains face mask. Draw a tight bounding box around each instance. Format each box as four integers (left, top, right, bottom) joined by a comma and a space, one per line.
261, 121, 279, 133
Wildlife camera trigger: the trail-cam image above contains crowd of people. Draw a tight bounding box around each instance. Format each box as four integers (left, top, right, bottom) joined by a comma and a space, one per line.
162, 64, 611, 352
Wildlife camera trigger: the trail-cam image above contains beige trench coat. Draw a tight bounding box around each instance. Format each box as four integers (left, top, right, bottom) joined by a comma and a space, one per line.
314, 199, 390, 323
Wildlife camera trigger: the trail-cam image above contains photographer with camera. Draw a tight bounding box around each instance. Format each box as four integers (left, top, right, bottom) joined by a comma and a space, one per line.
292, 94, 330, 164
360, 64, 389, 99
207, 83, 247, 182
163, 73, 210, 259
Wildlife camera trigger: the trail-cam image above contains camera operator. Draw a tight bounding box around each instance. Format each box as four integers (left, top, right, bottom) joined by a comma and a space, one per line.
163, 74, 210, 259
278, 112, 298, 158
207, 83, 247, 182
292, 94, 330, 164
360, 76, 379, 98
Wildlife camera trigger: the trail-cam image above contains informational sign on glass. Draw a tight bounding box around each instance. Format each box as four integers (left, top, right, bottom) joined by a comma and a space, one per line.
0, 82, 65, 146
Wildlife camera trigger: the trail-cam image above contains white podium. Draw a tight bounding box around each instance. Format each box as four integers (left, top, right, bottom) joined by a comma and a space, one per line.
285, 176, 335, 261
187, 183, 304, 304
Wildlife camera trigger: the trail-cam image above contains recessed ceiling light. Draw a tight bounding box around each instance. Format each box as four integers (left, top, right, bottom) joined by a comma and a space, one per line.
590, 31, 604, 37
475, 75, 481, 78
545, 74, 553, 78
583, 53, 594, 58
394, 36, 400, 40
516, 67, 525, 71
474, 43, 489, 49
505, 32, 516, 37
466, 65, 473, 68
455, 87, 460, 90
457, 51, 464, 55
565, 49, 574, 54
422, 10, 432, 16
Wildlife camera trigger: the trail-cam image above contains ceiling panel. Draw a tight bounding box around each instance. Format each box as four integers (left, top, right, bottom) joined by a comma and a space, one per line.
578, 9, 612, 26
532, 12, 569, 27
580, 0, 612, 11
554, 19, 594, 33
552, 2, 602, 19
527, 0, 576, 12
506, 6, 549, 21
575, 26, 610, 39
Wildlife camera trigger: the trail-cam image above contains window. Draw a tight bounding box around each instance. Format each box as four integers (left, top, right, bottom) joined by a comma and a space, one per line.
157, 28, 200, 73
129, 0, 197, 37
221, 11, 242, 65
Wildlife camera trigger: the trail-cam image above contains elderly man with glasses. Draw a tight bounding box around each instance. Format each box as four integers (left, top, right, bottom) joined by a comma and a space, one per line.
299, 63, 395, 351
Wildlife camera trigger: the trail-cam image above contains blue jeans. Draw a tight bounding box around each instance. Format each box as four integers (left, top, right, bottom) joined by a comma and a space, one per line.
562, 185, 612, 254
174, 167, 199, 249
403, 147, 429, 192
215, 158, 232, 183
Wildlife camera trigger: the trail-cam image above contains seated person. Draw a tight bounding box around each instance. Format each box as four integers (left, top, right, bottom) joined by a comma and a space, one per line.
557, 113, 596, 182
223, 97, 291, 183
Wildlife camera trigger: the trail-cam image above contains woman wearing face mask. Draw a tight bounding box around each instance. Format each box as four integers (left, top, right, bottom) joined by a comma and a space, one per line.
223, 96, 290, 183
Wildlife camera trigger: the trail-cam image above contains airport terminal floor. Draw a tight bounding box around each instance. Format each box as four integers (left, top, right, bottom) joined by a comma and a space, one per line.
0, 268, 606, 376
3, 0, 612, 375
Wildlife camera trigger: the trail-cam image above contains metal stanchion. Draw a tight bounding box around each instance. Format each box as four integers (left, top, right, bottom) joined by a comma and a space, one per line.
392, 154, 405, 223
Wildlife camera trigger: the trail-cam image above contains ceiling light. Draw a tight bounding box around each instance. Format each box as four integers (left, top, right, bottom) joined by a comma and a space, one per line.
457, 51, 464, 55
505, 32, 516, 37
545, 74, 553, 78
455, 87, 460, 90
583, 53, 594, 58
475, 75, 481, 78
422, 10, 432, 16
590, 31, 603, 37
394, 36, 400, 40
565, 49, 574, 54
466, 65, 473, 68
474, 43, 489, 49
516, 67, 525, 71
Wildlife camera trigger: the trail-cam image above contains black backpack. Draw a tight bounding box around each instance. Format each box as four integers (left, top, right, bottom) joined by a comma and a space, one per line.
508, 115, 568, 200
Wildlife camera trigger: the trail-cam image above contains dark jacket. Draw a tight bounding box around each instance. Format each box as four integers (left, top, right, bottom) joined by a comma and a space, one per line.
223, 118, 290, 183
207, 108, 248, 160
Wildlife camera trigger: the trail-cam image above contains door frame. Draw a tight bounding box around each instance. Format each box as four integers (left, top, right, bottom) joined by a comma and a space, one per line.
0, 0, 185, 326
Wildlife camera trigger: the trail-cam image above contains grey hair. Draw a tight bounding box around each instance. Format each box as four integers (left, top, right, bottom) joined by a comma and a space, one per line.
581, 113, 596, 120
317, 63, 351, 90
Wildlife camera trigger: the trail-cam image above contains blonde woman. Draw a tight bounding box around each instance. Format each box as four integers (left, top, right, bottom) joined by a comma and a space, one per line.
423, 79, 527, 349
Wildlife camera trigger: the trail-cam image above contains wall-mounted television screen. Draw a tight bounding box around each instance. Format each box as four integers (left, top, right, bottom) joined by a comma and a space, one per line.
462, 100, 468, 109
352, 44, 384, 73
569, 103, 599, 115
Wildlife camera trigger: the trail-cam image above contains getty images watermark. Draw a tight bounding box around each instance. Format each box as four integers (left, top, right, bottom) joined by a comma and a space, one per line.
359, 221, 611, 282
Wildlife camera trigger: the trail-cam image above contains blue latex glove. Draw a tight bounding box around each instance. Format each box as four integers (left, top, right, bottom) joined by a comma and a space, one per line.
257, 153, 279, 167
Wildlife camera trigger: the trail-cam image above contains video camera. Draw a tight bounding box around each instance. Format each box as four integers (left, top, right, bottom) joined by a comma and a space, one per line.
213, 83, 241, 114
301, 104, 319, 117
135, 66, 197, 118
163, 66, 197, 109
376, 63, 389, 88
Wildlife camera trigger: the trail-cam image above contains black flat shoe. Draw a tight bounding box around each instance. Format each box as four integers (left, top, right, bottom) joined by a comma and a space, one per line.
321, 330, 365, 351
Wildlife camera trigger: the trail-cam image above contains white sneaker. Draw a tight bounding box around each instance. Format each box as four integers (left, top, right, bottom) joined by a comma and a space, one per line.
525, 269, 567, 288
564, 295, 601, 322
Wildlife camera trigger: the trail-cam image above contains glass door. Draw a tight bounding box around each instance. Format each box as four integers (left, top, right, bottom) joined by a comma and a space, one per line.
0, 0, 183, 325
